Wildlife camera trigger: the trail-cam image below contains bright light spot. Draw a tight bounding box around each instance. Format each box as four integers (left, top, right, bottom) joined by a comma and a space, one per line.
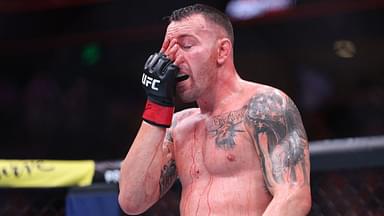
226, 0, 293, 20
334, 40, 356, 58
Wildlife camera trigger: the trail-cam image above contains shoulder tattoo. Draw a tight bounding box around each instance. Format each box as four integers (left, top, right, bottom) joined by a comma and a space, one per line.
245, 89, 309, 187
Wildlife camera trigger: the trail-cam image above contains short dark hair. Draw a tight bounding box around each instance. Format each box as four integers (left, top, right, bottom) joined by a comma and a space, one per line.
168, 4, 234, 44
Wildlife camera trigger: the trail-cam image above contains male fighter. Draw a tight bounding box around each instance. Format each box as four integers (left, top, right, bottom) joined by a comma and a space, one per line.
119, 4, 311, 216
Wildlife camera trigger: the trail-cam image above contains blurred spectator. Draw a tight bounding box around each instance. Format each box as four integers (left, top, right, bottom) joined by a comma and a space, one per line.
61, 77, 88, 133
350, 78, 384, 136
296, 65, 334, 140
0, 80, 21, 157
297, 65, 333, 112
24, 71, 61, 157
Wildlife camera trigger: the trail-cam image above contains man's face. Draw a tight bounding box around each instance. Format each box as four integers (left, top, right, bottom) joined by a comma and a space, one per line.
164, 14, 222, 102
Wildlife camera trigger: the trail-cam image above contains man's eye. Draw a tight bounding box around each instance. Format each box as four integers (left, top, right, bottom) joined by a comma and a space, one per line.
182, 45, 192, 49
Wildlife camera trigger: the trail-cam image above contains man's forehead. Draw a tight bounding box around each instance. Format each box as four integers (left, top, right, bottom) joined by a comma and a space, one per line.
165, 14, 212, 38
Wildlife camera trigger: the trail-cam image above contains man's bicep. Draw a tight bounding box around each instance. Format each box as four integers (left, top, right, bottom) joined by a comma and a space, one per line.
245, 89, 310, 193
267, 131, 310, 187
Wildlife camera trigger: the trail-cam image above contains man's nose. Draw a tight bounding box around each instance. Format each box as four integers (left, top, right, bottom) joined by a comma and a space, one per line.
173, 48, 185, 65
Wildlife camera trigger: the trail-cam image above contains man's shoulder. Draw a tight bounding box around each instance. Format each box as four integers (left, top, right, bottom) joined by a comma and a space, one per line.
171, 107, 200, 128
174, 107, 200, 118
241, 81, 299, 118
245, 82, 301, 120
242, 81, 288, 104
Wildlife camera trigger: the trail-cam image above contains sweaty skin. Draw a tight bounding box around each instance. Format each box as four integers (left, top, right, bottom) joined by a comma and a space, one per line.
170, 86, 271, 216
167, 83, 310, 216
119, 13, 311, 216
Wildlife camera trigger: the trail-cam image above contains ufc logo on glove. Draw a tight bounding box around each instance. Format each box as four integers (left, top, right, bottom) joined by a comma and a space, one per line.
142, 73, 160, 91
141, 52, 180, 127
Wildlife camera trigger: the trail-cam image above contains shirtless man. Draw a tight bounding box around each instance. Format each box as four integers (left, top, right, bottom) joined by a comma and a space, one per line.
119, 4, 311, 216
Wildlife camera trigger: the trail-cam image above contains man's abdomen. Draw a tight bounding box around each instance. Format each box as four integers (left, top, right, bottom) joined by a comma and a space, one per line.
179, 173, 271, 216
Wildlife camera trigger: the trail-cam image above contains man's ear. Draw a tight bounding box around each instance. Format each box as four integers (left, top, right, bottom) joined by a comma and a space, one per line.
217, 38, 232, 65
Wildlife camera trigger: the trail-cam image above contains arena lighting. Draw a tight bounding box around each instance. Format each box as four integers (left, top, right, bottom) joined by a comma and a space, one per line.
81, 42, 101, 65
225, 0, 294, 20
334, 40, 356, 58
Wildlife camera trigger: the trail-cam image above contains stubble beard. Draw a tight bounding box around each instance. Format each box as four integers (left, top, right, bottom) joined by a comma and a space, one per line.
177, 88, 198, 103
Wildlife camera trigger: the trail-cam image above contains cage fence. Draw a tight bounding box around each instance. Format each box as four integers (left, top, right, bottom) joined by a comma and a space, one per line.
0, 135, 383, 216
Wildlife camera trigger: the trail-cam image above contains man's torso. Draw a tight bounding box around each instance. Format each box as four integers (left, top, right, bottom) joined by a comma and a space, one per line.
172, 83, 273, 215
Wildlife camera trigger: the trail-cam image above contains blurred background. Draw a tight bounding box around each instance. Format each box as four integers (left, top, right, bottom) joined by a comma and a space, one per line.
1, 0, 383, 160
0, 0, 384, 215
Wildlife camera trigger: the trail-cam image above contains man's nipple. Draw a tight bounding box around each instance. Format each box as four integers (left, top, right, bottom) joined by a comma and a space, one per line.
226, 153, 236, 162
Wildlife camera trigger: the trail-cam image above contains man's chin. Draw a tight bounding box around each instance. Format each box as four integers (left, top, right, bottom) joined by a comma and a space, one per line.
176, 93, 195, 104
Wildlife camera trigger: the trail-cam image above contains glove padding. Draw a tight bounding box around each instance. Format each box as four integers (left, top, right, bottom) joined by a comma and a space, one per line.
142, 52, 179, 127
142, 52, 179, 106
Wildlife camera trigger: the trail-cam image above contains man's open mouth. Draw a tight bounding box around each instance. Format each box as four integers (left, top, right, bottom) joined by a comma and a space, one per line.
176, 73, 189, 82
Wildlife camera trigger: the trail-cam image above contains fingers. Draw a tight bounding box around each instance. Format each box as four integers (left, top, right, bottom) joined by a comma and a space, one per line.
174, 53, 183, 65
161, 39, 178, 61
160, 37, 176, 55
167, 41, 178, 61
160, 37, 170, 53
160, 38, 182, 65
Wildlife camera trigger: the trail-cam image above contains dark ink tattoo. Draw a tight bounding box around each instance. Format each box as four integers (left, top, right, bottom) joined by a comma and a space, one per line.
159, 159, 177, 198
165, 129, 174, 143
245, 90, 308, 187
208, 109, 246, 150
165, 116, 178, 143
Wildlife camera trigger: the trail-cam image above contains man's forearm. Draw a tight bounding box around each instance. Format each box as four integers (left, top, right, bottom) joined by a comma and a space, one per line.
262, 187, 311, 216
119, 122, 167, 214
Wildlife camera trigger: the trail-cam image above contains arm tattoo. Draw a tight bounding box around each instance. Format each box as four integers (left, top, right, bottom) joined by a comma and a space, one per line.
245, 90, 309, 187
165, 116, 177, 143
165, 129, 173, 143
208, 108, 246, 150
159, 159, 177, 198
160, 115, 178, 198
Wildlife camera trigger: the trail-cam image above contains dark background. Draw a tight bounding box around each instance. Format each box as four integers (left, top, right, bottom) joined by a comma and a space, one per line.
0, 0, 383, 161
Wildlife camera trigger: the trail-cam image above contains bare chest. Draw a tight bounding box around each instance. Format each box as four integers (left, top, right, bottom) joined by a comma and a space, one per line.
173, 108, 259, 184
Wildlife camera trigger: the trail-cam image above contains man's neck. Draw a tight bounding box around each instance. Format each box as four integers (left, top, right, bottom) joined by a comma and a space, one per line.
197, 67, 242, 115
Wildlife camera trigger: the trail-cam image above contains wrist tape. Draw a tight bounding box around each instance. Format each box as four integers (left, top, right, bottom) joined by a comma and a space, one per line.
142, 99, 174, 128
